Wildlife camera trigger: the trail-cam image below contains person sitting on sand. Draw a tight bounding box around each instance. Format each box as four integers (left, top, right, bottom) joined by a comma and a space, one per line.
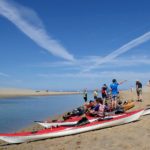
110, 79, 127, 110
84, 100, 95, 110
115, 101, 125, 114
89, 98, 105, 117
136, 80, 143, 102
104, 102, 111, 112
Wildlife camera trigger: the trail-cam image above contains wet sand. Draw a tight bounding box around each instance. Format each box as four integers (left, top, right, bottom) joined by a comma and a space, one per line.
0, 87, 150, 150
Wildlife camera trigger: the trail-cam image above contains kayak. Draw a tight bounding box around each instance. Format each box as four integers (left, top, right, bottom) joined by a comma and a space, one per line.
0, 109, 144, 144
122, 101, 135, 111
142, 107, 150, 116
35, 114, 124, 128
35, 107, 150, 128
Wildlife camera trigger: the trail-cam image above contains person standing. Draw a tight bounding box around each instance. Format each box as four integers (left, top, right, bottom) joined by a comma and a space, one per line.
101, 84, 108, 104
83, 88, 88, 102
110, 79, 127, 110
136, 80, 142, 102
130, 86, 133, 92
93, 89, 98, 100
147, 80, 150, 87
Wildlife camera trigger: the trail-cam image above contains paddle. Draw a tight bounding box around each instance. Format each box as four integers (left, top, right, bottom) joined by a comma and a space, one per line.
34, 119, 58, 123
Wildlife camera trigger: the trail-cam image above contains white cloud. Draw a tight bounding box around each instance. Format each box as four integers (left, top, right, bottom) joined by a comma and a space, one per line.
32, 55, 150, 71
100, 57, 150, 68
83, 31, 150, 72
0, 0, 75, 61
37, 71, 150, 80
0, 72, 10, 77
31, 55, 103, 69
33, 61, 76, 68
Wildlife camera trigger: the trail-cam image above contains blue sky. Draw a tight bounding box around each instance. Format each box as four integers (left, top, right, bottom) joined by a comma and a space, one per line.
0, 0, 150, 90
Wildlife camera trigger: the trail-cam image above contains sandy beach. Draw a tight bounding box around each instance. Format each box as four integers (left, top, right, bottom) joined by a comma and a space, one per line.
0, 87, 150, 150
0, 88, 81, 98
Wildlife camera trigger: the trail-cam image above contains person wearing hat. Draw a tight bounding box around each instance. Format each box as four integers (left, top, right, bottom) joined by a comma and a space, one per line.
110, 79, 127, 110
136, 80, 142, 102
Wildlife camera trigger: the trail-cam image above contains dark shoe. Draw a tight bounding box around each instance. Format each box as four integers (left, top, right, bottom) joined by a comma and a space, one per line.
76, 117, 89, 126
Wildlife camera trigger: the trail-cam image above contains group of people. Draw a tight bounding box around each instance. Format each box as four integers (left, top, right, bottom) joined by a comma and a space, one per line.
63, 79, 147, 122
82, 79, 145, 118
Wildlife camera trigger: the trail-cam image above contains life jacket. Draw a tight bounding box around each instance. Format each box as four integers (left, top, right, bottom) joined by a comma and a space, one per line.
102, 87, 106, 94
97, 104, 105, 117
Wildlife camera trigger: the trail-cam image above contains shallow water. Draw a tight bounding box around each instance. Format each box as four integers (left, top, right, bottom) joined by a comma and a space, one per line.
0, 93, 94, 133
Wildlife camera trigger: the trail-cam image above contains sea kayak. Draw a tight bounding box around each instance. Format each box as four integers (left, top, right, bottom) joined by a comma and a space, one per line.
122, 101, 135, 111
0, 109, 144, 144
36, 107, 150, 128
36, 101, 135, 128
35, 114, 124, 128
142, 107, 150, 116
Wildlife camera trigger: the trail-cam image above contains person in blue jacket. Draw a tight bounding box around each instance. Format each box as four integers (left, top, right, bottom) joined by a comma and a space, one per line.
110, 79, 126, 110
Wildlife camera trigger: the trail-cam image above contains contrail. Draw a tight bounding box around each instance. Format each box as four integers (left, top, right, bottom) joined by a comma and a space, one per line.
84, 31, 150, 72
0, 0, 75, 61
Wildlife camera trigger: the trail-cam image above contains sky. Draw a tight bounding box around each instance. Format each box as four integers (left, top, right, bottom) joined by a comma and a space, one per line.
0, 0, 150, 91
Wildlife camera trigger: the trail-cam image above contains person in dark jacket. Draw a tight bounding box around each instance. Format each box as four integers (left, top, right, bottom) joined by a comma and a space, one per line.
83, 88, 88, 102
136, 80, 142, 102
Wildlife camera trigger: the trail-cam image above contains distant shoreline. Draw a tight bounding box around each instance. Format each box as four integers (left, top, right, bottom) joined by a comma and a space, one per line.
0, 88, 81, 99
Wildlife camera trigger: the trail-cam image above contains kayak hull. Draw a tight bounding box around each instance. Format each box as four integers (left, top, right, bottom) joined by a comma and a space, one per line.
0, 109, 144, 144
142, 108, 150, 116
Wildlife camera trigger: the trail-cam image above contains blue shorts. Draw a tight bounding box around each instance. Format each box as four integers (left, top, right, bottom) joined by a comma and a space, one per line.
112, 94, 118, 100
